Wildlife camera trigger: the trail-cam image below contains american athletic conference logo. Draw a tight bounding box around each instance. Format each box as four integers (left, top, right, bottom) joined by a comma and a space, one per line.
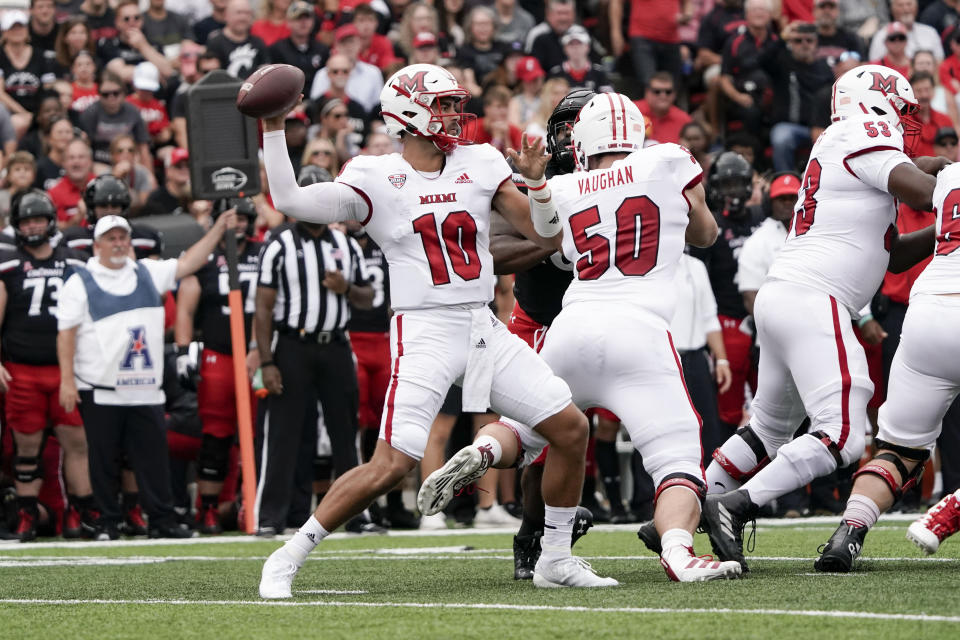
116, 326, 157, 387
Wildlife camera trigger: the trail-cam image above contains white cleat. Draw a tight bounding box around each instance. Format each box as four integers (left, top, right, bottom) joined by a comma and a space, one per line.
419, 512, 449, 530
660, 547, 742, 582
905, 491, 960, 555
418, 446, 492, 516
259, 547, 300, 599
906, 521, 941, 555
473, 504, 522, 528
532, 555, 619, 588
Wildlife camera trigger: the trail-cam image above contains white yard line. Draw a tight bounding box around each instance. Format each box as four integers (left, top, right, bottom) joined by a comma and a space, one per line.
0, 598, 957, 623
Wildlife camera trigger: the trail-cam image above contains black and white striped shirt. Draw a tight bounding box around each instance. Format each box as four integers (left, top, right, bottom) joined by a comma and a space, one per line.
258, 223, 369, 333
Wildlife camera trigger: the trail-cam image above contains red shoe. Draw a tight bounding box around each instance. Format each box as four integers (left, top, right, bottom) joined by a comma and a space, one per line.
907, 491, 960, 554
198, 504, 222, 535
123, 505, 149, 536
63, 505, 83, 539
15, 508, 37, 542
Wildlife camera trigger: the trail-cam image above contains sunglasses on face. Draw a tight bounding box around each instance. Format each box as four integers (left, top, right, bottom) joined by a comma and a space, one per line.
888, 34, 907, 42
120, 14, 141, 23
100, 90, 122, 97
650, 87, 674, 95
792, 37, 816, 44
312, 150, 334, 156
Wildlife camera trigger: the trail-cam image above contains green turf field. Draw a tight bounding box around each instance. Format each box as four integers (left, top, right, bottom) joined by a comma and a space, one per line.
0, 515, 957, 640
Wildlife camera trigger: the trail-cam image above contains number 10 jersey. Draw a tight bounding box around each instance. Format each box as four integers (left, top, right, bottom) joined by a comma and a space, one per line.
767, 114, 911, 313
336, 143, 511, 311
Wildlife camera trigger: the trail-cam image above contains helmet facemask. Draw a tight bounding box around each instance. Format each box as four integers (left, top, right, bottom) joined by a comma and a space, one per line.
384, 84, 477, 153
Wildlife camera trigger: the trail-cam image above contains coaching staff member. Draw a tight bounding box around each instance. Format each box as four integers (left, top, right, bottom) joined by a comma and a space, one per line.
57, 210, 237, 539
253, 215, 374, 536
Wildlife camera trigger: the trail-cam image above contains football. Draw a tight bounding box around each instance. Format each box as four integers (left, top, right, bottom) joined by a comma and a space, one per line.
236, 64, 305, 119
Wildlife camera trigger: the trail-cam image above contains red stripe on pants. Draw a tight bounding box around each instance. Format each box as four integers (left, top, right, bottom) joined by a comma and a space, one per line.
829, 297, 851, 450
383, 314, 404, 444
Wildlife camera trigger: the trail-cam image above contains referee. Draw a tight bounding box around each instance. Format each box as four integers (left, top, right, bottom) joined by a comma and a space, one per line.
253, 217, 373, 535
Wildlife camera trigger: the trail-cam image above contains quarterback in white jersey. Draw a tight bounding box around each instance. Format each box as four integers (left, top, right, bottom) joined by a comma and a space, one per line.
816, 162, 960, 570
258, 64, 616, 597
507, 93, 741, 582
702, 64, 947, 572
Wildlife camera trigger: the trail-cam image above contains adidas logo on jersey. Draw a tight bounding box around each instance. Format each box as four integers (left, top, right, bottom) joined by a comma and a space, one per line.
455, 173, 473, 184
476, 338, 486, 349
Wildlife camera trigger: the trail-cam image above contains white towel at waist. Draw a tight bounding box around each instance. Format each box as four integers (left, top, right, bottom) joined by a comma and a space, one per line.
461, 306, 495, 412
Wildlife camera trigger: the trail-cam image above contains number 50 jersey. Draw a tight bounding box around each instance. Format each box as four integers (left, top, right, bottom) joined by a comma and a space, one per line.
0, 245, 87, 365
548, 143, 703, 325
767, 114, 912, 313
336, 143, 511, 310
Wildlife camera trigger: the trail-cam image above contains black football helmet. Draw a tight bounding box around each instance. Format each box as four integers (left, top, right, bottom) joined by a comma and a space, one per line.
546, 88, 596, 175
707, 151, 754, 215
214, 197, 258, 238
298, 165, 333, 187
11, 189, 57, 247
83, 174, 132, 224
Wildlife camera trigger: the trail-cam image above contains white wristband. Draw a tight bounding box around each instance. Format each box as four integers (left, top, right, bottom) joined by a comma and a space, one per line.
716, 359, 730, 366
526, 180, 561, 238
524, 175, 547, 190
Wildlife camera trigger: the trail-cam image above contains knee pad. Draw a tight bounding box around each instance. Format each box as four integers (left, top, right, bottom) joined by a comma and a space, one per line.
711, 425, 772, 483
14, 455, 42, 483
197, 434, 233, 482
854, 440, 929, 502
654, 472, 706, 504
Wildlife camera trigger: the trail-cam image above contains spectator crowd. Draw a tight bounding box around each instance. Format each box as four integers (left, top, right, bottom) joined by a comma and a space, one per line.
0, 0, 958, 540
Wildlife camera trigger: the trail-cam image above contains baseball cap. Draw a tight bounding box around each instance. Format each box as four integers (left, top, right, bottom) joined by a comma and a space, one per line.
287, 0, 313, 19
887, 21, 908, 37
561, 25, 590, 46
94, 215, 132, 241
412, 32, 438, 49
132, 62, 160, 92
814, 0, 838, 7
167, 148, 189, 167
770, 174, 801, 199
515, 56, 545, 83
335, 23, 359, 42
1, 10, 28, 32
935, 126, 958, 145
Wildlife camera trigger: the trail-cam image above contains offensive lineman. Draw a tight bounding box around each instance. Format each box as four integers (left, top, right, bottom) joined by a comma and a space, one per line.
481, 93, 742, 582
701, 65, 948, 571
815, 163, 960, 571
174, 199, 261, 534
258, 63, 615, 597
0, 191, 93, 540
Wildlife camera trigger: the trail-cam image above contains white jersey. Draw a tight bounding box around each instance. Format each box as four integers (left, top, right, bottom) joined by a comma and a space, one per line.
766, 114, 911, 312
549, 143, 703, 324
911, 162, 960, 298
336, 144, 511, 310
736, 217, 788, 292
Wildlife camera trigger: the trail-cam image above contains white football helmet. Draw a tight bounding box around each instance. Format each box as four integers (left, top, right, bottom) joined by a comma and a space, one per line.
380, 64, 476, 153
570, 93, 646, 170
831, 64, 920, 151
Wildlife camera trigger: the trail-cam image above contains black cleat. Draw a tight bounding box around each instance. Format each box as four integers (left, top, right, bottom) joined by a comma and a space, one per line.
571, 506, 593, 547
609, 504, 635, 524
344, 514, 387, 534
702, 489, 758, 573
513, 532, 541, 580
148, 523, 197, 539
636, 520, 662, 556
384, 506, 421, 530
814, 521, 868, 573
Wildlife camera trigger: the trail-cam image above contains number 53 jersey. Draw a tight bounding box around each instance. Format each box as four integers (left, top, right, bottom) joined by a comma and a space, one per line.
767, 114, 912, 313
336, 143, 511, 311
548, 142, 703, 325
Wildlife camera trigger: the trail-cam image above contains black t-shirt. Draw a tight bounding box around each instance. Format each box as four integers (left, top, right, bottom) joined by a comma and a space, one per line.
919, 0, 959, 35
547, 63, 613, 93
142, 184, 186, 216
35, 156, 64, 191
816, 29, 865, 67
205, 31, 270, 79
0, 244, 86, 365
194, 242, 261, 354
697, 6, 746, 54
347, 237, 389, 333
193, 17, 225, 46
689, 205, 765, 319
529, 31, 565, 75
97, 36, 164, 69
0, 47, 55, 113
29, 24, 59, 59
82, 7, 117, 42
62, 224, 161, 259
721, 26, 780, 96
762, 43, 834, 126
268, 37, 329, 94
456, 41, 506, 81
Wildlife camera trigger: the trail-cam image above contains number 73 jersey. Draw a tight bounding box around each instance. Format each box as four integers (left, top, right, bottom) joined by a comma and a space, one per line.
336, 144, 511, 310
767, 114, 911, 313
548, 143, 703, 325
0, 245, 87, 365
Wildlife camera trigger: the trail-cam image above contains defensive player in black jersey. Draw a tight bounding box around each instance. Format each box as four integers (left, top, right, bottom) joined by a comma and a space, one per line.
0, 191, 94, 541
491, 89, 629, 578
174, 198, 261, 534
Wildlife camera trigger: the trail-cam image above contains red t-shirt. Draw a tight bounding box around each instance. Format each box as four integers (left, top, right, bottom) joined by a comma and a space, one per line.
251, 19, 290, 47
629, 0, 681, 43
71, 83, 99, 113
470, 117, 522, 154
940, 55, 960, 94
872, 56, 910, 80
881, 204, 936, 304
48, 173, 96, 223
360, 34, 399, 70
915, 108, 953, 157
127, 94, 170, 137
633, 99, 692, 144
781, 0, 814, 23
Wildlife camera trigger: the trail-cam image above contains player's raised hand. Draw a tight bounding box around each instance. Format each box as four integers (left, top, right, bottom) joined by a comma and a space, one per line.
507, 132, 550, 182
